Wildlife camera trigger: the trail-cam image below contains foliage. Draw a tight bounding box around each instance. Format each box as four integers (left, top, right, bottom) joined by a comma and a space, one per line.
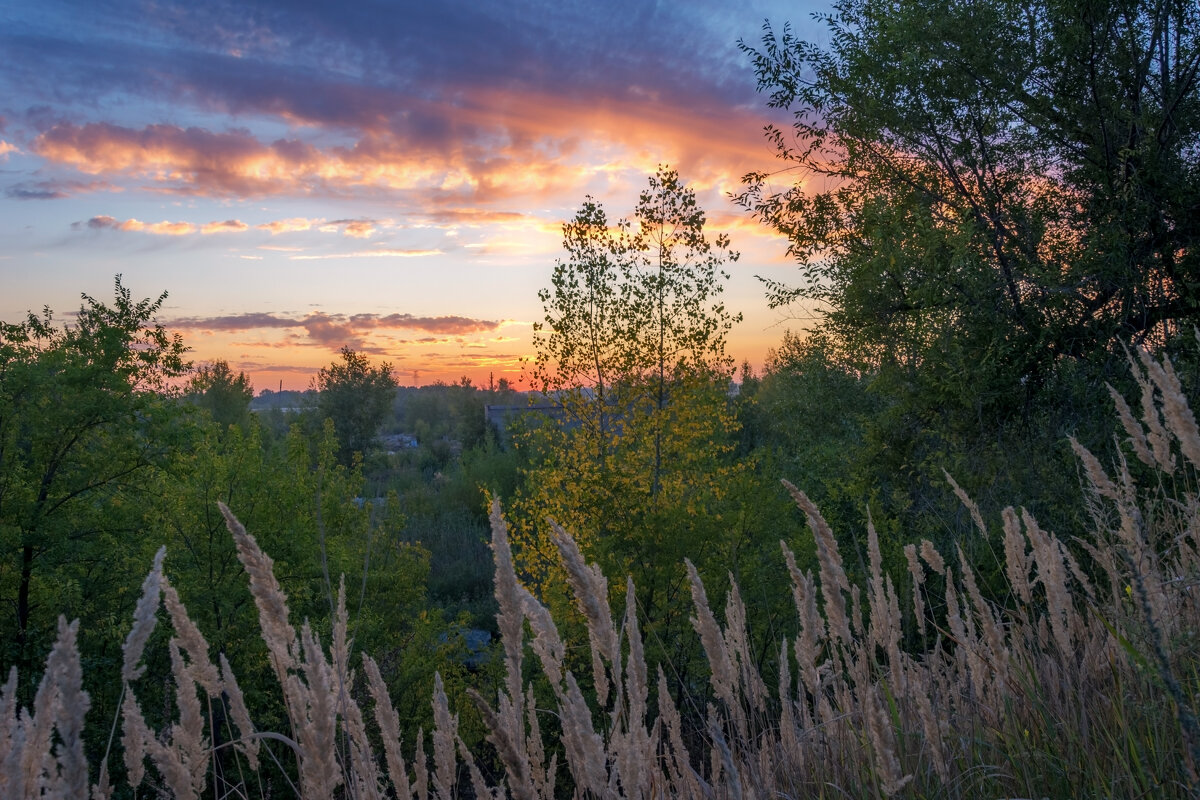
734, 0, 1200, 554
737, 0, 1199, 392
8, 346, 1200, 798
315, 347, 398, 467
743, 332, 880, 538
531, 167, 741, 395
0, 278, 505, 795
184, 359, 254, 431
739, 0, 1200, 345
149, 417, 429, 654
0, 276, 189, 678
515, 168, 752, 663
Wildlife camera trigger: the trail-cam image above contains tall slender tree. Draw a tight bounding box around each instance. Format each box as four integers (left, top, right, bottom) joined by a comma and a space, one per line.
517, 167, 745, 655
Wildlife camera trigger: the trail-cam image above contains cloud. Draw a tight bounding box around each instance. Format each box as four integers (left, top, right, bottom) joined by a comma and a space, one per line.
163, 310, 503, 357
415, 352, 527, 369
85, 215, 197, 235
346, 222, 375, 238
0, 140, 16, 158
169, 312, 303, 331
288, 248, 442, 260
7, 178, 115, 200
27, 74, 776, 203
232, 362, 321, 375
84, 215, 121, 230
413, 208, 530, 227
9, 185, 69, 200
257, 217, 322, 234
363, 313, 501, 335
1, 0, 787, 391
4, 0, 764, 120
330, 219, 377, 238
33, 122, 323, 196
80, 214, 249, 235
201, 219, 249, 233
166, 310, 502, 339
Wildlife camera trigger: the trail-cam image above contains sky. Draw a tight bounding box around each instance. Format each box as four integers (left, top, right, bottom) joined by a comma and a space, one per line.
0, 0, 825, 391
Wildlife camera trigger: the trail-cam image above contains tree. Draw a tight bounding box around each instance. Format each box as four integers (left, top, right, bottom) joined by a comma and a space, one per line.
730, 0, 1200, 548
0, 276, 189, 675
737, 0, 1199, 400
314, 347, 397, 466
529, 166, 742, 492
185, 359, 253, 430
516, 167, 749, 666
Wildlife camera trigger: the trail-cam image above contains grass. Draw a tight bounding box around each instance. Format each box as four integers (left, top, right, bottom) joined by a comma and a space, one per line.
2, 346, 1199, 798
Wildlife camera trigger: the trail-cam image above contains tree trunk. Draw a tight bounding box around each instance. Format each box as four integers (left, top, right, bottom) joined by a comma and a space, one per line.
16, 542, 34, 673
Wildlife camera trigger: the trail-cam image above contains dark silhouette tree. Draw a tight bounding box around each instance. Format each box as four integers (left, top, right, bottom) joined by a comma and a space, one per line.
738, 0, 1199, 404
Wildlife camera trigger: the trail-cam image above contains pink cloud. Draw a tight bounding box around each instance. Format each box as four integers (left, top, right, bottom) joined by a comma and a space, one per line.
201, 219, 249, 233
83, 214, 249, 235
34, 122, 321, 195
86, 215, 196, 235
256, 217, 323, 233
339, 220, 376, 238
30, 85, 777, 204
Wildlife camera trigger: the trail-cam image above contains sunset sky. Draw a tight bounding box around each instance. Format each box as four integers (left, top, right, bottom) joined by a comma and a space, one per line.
1, 0, 823, 390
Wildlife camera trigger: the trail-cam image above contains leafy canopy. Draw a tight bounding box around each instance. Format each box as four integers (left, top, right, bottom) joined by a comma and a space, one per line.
185, 359, 254, 430
517, 168, 747, 666
0, 276, 189, 672
737, 0, 1200, 396
314, 347, 398, 466
533, 166, 741, 398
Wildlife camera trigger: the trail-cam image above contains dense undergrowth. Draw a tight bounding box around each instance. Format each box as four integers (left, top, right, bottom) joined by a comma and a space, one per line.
3, 347, 1199, 799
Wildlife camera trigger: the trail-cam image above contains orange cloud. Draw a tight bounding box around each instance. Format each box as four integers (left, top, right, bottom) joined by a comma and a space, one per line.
0, 141, 16, 158
318, 218, 381, 238
34, 122, 324, 195
85, 215, 197, 235
31, 84, 779, 205
340, 220, 375, 238
82, 215, 251, 236
257, 217, 323, 233
201, 219, 249, 233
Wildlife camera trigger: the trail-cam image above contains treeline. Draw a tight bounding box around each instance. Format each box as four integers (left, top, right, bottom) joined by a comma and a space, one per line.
0, 289, 516, 789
